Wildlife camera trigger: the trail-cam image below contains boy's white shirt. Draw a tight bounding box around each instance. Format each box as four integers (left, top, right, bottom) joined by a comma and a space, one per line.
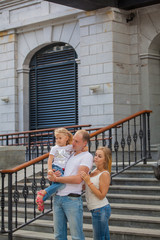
50, 144, 73, 169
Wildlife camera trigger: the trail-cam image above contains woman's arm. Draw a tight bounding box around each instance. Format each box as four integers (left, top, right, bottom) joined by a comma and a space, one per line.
80, 171, 110, 200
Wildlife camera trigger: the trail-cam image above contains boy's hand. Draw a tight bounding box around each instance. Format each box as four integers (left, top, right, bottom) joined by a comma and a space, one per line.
48, 170, 54, 176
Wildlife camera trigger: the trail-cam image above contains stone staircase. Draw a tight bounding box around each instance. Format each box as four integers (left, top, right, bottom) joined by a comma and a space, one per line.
1, 160, 160, 240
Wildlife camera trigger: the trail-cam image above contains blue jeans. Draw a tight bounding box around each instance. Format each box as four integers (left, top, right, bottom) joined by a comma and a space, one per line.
53, 195, 85, 240
43, 164, 65, 201
91, 204, 111, 240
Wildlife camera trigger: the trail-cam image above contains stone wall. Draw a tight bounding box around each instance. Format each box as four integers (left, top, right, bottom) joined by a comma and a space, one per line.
0, 146, 26, 169
0, 0, 160, 144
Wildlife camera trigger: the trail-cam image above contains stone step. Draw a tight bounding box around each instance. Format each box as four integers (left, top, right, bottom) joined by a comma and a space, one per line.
109, 203, 160, 217
109, 226, 160, 240
84, 212, 160, 229
0, 217, 93, 239
2, 206, 52, 220
11, 182, 50, 191
109, 184, 160, 195
0, 229, 93, 240
109, 214, 160, 229
112, 177, 160, 186
111, 161, 157, 171
112, 170, 155, 178
107, 193, 160, 205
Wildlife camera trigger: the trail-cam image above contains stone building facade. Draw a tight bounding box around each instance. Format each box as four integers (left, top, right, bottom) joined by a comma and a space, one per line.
0, 0, 160, 145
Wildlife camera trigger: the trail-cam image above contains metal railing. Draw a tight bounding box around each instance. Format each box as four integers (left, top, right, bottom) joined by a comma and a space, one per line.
0, 124, 92, 161
0, 110, 152, 239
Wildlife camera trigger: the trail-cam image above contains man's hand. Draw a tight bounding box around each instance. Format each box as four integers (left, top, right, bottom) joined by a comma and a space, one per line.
53, 169, 62, 177
47, 172, 57, 182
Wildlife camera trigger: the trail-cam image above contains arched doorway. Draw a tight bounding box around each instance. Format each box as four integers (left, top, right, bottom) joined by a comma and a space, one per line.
29, 42, 78, 130
140, 34, 160, 145
148, 35, 160, 145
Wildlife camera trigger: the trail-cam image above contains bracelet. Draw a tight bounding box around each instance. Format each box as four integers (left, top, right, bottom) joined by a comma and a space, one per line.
48, 170, 53, 173
88, 182, 93, 187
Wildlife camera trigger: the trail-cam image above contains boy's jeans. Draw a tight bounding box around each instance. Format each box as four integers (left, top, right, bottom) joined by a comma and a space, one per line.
43, 164, 65, 201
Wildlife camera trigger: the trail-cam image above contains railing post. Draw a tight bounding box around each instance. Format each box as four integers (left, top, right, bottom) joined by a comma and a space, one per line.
108, 129, 112, 150
1, 173, 5, 233
8, 173, 13, 240
6, 135, 9, 146
142, 113, 147, 164
28, 133, 31, 160
147, 112, 151, 159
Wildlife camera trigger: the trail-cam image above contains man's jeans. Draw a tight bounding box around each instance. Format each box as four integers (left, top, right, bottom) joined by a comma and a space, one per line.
53, 195, 85, 240
43, 164, 65, 201
91, 204, 111, 240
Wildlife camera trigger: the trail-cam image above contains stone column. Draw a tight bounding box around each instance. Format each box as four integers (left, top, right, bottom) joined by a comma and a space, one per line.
0, 30, 18, 133
17, 66, 30, 132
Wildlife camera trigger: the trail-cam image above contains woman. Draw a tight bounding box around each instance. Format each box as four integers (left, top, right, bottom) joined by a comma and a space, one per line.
80, 146, 112, 240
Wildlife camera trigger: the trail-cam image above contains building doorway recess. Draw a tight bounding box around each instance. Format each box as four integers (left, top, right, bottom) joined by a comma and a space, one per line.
29, 43, 78, 130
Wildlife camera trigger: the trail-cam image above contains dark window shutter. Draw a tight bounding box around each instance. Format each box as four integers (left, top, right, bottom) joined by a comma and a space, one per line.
29, 43, 78, 130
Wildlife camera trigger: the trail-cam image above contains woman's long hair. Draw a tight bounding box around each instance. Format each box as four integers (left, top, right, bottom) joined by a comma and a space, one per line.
97, 146, 112, 174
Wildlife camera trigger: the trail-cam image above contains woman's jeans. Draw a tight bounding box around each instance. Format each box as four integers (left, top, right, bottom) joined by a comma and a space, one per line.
43, 164, 65, 201
91, 204, 111, 240
53, 195, 85, 240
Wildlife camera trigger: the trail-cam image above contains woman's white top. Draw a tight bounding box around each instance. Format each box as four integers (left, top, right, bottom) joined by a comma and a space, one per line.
85, 169, 110, 211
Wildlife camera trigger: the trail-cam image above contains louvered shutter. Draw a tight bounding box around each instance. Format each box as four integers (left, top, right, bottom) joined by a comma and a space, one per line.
29, 43, 78, 130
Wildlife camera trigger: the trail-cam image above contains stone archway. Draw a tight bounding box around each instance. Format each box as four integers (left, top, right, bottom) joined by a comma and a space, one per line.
140, 33, 160, 145
16, 21, 80, 131
148, 34, 160, 145
29, 42, 78, 130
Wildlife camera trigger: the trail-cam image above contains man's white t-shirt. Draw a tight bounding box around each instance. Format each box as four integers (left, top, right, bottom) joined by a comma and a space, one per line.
57, 151, 93, 196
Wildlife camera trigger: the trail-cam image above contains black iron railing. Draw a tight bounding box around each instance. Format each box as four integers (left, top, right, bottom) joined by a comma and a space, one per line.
0, 124, 91, 161
0, 110, 152, 240
89, 110, 152, 177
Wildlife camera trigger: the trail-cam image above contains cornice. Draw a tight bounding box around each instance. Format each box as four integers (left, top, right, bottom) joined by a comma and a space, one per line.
0, 0, 41, 11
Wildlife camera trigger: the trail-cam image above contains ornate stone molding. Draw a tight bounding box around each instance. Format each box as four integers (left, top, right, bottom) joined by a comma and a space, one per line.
17, 66, 30, 74
140, 53, 160, 60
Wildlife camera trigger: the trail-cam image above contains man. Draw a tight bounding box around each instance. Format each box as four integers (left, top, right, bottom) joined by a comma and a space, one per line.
48, 129, 93, 240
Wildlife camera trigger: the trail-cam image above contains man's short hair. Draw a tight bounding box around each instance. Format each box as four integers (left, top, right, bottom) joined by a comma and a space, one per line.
76, 129, 90, 143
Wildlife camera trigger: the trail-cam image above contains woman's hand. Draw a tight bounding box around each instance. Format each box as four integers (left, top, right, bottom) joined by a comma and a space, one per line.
80, 171, 90, 184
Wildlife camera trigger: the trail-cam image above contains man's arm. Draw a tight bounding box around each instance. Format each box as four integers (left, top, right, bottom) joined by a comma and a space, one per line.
48, 165, 89, 184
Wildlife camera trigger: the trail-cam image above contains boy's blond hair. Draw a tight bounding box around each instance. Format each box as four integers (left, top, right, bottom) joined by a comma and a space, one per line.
54, 128, 73, 145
